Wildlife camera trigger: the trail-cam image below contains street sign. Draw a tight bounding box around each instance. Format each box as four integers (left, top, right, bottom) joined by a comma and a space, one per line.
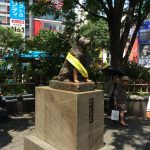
10, 0, 25, 37
10, 19, 25, 36
10, 0, 25, 20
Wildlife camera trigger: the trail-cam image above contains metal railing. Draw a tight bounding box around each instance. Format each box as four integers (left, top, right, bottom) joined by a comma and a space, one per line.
127, 84, 150, 93
95, 82, 150, 93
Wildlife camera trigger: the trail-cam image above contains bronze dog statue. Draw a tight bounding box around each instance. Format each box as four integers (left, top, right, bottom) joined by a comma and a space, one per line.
53, 36, 91, 83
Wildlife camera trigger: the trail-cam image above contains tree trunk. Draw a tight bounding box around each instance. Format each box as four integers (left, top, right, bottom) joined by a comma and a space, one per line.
109, 17, 122, 70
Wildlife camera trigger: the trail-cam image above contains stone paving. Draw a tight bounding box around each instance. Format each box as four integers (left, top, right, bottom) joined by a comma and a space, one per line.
0, 113, 150, 150
0, 113, 35, 150
104, 115, 150, 150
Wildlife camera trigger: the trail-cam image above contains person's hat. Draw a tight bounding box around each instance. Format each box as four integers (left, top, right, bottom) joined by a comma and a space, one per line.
121, 76, 130, 81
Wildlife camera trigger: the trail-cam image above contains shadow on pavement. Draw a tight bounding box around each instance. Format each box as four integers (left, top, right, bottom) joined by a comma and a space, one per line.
104, 115, 150, 150
1, 112, 150, 150
0, 113, 35, 149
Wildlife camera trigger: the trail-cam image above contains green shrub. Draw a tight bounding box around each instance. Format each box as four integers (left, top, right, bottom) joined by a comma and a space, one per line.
1, 83, 35, 95
123, 61, 150, 83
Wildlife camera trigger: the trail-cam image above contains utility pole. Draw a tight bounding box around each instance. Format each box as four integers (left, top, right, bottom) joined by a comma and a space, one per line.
29, 0, 34, 38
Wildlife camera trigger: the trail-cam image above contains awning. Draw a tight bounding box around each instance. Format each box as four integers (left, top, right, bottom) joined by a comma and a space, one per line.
4, 50, 48, 59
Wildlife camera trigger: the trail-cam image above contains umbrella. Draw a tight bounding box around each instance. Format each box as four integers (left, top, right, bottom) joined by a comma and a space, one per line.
102, 67, 124, 77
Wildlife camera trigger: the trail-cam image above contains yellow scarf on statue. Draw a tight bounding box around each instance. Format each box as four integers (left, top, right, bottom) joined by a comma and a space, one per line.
66, 52, 88, 78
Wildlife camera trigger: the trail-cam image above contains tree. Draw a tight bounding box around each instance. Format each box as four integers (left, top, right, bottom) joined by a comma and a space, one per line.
0, 25, 24, 83
0, 26, 24, 56
80, 19, 109, 51
15, 0, 150, 69
74, 0, 150, 69
79, 20, 109, 81
26, 30, 71, 79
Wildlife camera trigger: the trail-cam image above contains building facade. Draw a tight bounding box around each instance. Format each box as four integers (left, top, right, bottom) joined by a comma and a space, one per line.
0, 0, 64, 38
138, 21, 150, 67
0, 0, 10, 26
33, 15, 64, 36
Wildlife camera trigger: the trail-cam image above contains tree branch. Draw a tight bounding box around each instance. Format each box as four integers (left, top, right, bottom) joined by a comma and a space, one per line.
113, 0, 125, 17
106, 0, 113, 10
123, 22, 141, 62
123, 1, 144, 61
96, 0, 110, 15
73, 0, 108, 21
120, 0, 137, 57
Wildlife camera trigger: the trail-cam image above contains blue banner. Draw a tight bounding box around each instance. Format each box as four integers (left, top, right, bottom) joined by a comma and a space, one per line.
10, 0, 25, 20
139, 21, 150, 44
139, 21, 150, 30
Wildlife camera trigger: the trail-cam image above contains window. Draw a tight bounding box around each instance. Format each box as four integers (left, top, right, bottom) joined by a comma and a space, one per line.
0, 16, 6, 24
25, 24, 29, 29
0, 0, 9, 2
0, 5, 7, 12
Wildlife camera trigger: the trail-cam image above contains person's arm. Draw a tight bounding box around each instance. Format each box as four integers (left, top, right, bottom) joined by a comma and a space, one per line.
146, 112, 150, 120
146, 96, 150, 119
113, 88, 120, 106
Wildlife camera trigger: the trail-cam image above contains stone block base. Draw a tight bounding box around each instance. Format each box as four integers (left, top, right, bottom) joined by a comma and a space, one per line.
35, 87, 104, 150
49, 80, 95, 92
24, 87, 104, 150
24, 135, 58, 150
24, 135, 111, 150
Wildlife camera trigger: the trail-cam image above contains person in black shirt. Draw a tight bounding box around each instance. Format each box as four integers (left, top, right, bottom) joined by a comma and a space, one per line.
108, 74, 120, 110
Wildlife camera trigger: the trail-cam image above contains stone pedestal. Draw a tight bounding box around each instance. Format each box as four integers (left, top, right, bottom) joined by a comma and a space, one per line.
24, 86, 104, 150
49, 80, 95, 92
127, 95, 148, 116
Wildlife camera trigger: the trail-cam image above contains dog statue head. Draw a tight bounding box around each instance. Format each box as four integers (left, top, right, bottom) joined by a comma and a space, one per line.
76, 35, 91, 50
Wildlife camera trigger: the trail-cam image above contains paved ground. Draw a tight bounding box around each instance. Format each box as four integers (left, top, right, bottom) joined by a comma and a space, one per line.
0, 113, 150, 150
0, 113, 35, 150
104, 115, 150, 150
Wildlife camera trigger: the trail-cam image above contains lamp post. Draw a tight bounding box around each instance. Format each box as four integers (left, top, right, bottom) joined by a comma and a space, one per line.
29, 0, 34, 38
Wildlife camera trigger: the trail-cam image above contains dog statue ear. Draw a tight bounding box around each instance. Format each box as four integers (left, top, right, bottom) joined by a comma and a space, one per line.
76, 35, 81, 42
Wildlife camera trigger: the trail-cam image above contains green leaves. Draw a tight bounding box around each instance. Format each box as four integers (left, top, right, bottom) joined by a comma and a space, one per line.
28, 30, 70, 55
0, 26, 24, 54
26, 30, 71, 78
11, 0, 150, 69
79, 20, 109, 50
123, 61, 150, 82
79, 20, 109, 81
